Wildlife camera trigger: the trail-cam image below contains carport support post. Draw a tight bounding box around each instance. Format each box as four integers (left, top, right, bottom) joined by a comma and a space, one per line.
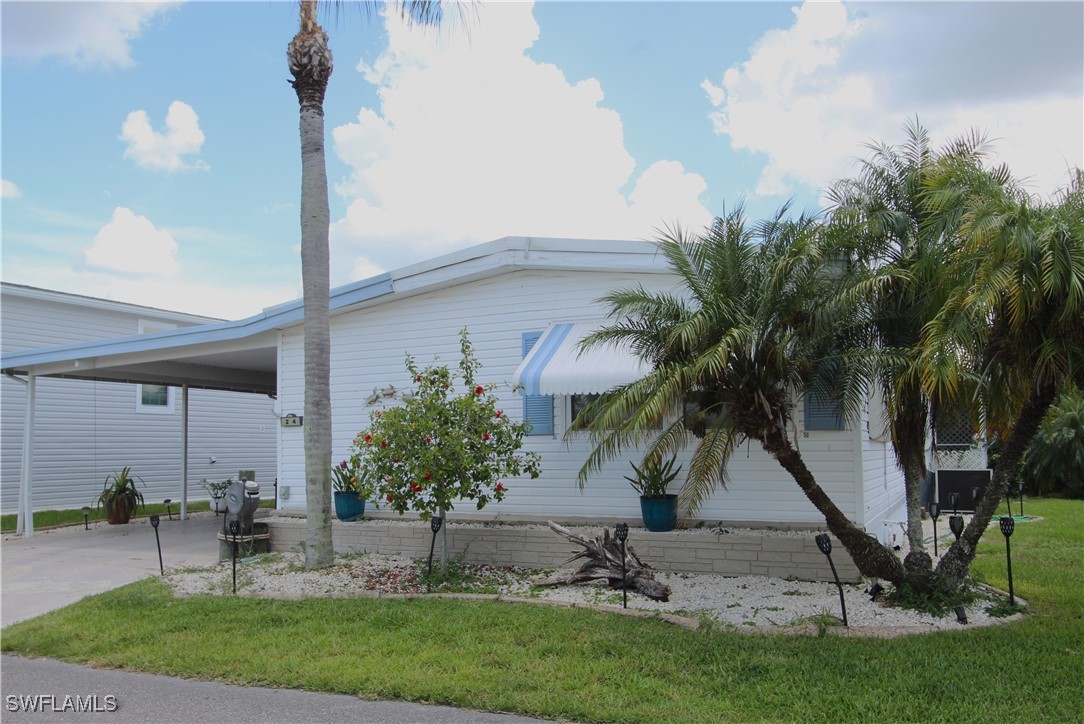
16, 374, 35, 538
181, 384, 189, 520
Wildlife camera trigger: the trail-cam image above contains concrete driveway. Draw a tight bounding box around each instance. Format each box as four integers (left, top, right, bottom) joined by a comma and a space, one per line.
1, 512, 224, 628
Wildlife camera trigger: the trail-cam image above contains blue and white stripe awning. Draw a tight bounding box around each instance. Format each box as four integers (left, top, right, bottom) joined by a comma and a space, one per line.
514, 322, 651, 396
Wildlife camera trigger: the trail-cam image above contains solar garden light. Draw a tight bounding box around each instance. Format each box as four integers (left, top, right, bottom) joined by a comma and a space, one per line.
971, 486, 983, 508
81, 506, 91, 531
955, 605, 968, 624
149, 514, 164, 575
949, 514, 965, 541
229, 520, 240, 595
164, 498, 174, 521
1000, 515, 1016, 606
615, 522, 630, 610
928, 502, 941, 557
948, 491, 960, 515
427, 516, 443, 593
815, 533, 848, 627
1018, 481, 1025, 518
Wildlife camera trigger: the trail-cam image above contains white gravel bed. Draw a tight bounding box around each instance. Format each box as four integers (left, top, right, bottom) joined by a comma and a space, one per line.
165, 550, 1018, 635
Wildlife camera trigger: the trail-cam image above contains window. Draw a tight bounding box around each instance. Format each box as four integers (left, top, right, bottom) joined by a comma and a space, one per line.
570, 393, 663, 431
521, 331, 553, 435
804, 385, 846, 431
136, 319, 176, 414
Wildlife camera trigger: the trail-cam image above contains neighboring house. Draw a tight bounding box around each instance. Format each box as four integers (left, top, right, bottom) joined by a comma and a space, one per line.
1, 283, 277, 516
2, 239, 907, 541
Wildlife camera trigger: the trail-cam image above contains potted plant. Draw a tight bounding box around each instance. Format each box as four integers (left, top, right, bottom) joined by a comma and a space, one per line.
97, 467, 145, 524
200, 478, 232, 514
332, 459, 368, 521
625, 455, 682, 532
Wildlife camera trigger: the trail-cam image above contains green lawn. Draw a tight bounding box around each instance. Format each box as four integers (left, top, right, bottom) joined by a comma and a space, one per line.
3, 499, 1081, 722
0, 499, 274, 533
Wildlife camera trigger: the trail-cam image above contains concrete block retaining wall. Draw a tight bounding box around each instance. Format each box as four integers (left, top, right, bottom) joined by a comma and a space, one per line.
266, 518, 862, 583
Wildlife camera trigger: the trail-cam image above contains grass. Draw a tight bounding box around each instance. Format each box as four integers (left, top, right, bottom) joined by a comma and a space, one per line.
3, 499, 1082, 722
0, 499, 275, 533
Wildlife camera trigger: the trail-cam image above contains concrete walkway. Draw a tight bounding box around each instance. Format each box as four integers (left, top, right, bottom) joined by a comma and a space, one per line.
1, 515, 539, 723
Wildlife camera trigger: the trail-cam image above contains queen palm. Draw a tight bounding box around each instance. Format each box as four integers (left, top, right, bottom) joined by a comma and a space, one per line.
573, 206, 908, 584
823, 121, 996, 575
287, 0, 454, 569
923, 169, 1084, 591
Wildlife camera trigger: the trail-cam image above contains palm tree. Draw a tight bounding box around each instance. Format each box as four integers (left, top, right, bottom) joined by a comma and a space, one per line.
923, 169, 1084, 591
287, 0, 455, 569
823, 121, 995, 576
573, 206, 908, 584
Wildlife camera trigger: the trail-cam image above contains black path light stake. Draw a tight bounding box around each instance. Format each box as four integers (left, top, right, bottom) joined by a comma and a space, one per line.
615, 522, 629, 610
81, 506, 91, 531
427, 516, 443, 593
928, 502, 941, 557
949, 514, 965, 541
149, 514, 164, 575
949, 491, 960, 515
1000, 515, 1016, 606
815, 533, 848, 627
1018, 481, 1026, 518
164, 499, 174, 521
229, 520, 240, 595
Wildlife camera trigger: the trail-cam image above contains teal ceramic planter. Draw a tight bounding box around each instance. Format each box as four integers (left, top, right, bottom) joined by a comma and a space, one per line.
639, 494, 678, 532
334, 491, 365, 521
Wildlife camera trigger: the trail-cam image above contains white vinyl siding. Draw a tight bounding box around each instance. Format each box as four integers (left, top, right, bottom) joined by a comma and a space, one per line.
278, 269, 868, 526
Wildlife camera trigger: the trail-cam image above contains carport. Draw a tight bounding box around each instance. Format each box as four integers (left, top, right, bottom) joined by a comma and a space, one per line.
1, 309, 286, 538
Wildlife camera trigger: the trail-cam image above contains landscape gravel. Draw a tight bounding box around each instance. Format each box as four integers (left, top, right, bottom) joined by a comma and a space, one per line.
166, 531, 1020, 636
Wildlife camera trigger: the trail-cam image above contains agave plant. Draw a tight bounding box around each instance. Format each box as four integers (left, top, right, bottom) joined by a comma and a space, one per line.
624, 456, 682, 499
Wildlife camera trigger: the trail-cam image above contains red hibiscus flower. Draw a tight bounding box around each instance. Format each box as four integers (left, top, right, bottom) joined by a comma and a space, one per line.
483, 432, 491, 442
411, 482, 421, 492
386, 493, 394, 503
424, 472, 431, 480
495, 410, 503, 418
474, 385, 484, 395
424, 435, 432, 444
380, 439, 388, 448
364, 433, 373, 444
495, 482, 505, 492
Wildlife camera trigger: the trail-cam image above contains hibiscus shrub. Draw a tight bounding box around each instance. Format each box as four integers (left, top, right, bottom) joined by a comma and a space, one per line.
352, 328, 541, 520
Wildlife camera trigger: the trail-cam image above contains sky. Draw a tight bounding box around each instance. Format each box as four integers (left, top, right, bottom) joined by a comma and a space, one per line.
2, 0, 1081, 320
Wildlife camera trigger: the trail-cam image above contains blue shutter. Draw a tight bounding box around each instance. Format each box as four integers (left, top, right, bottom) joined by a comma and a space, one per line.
804, 387, 846, 431
522, 331, 553, 435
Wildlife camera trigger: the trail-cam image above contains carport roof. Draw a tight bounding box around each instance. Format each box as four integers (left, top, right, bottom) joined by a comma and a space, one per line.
2, 236, 665, 395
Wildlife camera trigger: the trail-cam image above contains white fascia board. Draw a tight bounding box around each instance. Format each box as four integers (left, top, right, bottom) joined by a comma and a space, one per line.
0, 282, 220, 325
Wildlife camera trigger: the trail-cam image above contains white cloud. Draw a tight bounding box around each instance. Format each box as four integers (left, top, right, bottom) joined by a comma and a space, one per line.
330, 1, 712, 272
0, 2, 175, 70
120, 101, 208, 172
704, 0, 1084, 200
1, 179, 21, 199
84, 207, 181, 277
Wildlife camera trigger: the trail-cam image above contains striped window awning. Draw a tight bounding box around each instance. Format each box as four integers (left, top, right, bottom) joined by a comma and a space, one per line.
513, 322, 650, 396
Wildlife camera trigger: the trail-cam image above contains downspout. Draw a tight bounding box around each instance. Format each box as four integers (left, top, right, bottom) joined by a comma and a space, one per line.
181, 384, 189, 521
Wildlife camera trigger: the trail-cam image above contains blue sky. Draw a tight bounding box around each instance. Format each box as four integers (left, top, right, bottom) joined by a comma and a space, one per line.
3, 0, 1081, 319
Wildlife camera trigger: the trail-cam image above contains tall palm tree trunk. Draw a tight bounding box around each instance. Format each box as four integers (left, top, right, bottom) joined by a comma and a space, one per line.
760, 428, 908, 584
289, 0, 334, 569
932, 381, 1057, 591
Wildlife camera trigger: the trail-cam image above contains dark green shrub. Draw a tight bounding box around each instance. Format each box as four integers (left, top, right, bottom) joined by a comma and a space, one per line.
1019, 388, 1084, 498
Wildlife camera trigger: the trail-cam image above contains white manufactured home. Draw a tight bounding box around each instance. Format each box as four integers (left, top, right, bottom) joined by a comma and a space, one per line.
2, 239, 906, 541
1, 283, 276, 519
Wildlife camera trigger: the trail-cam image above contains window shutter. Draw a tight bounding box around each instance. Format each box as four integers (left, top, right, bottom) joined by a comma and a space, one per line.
804, 386, 846, 431
522, 331, 553, 435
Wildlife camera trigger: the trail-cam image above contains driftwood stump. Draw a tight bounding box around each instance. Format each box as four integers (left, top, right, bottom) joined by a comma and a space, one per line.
533, 521, 672, 602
